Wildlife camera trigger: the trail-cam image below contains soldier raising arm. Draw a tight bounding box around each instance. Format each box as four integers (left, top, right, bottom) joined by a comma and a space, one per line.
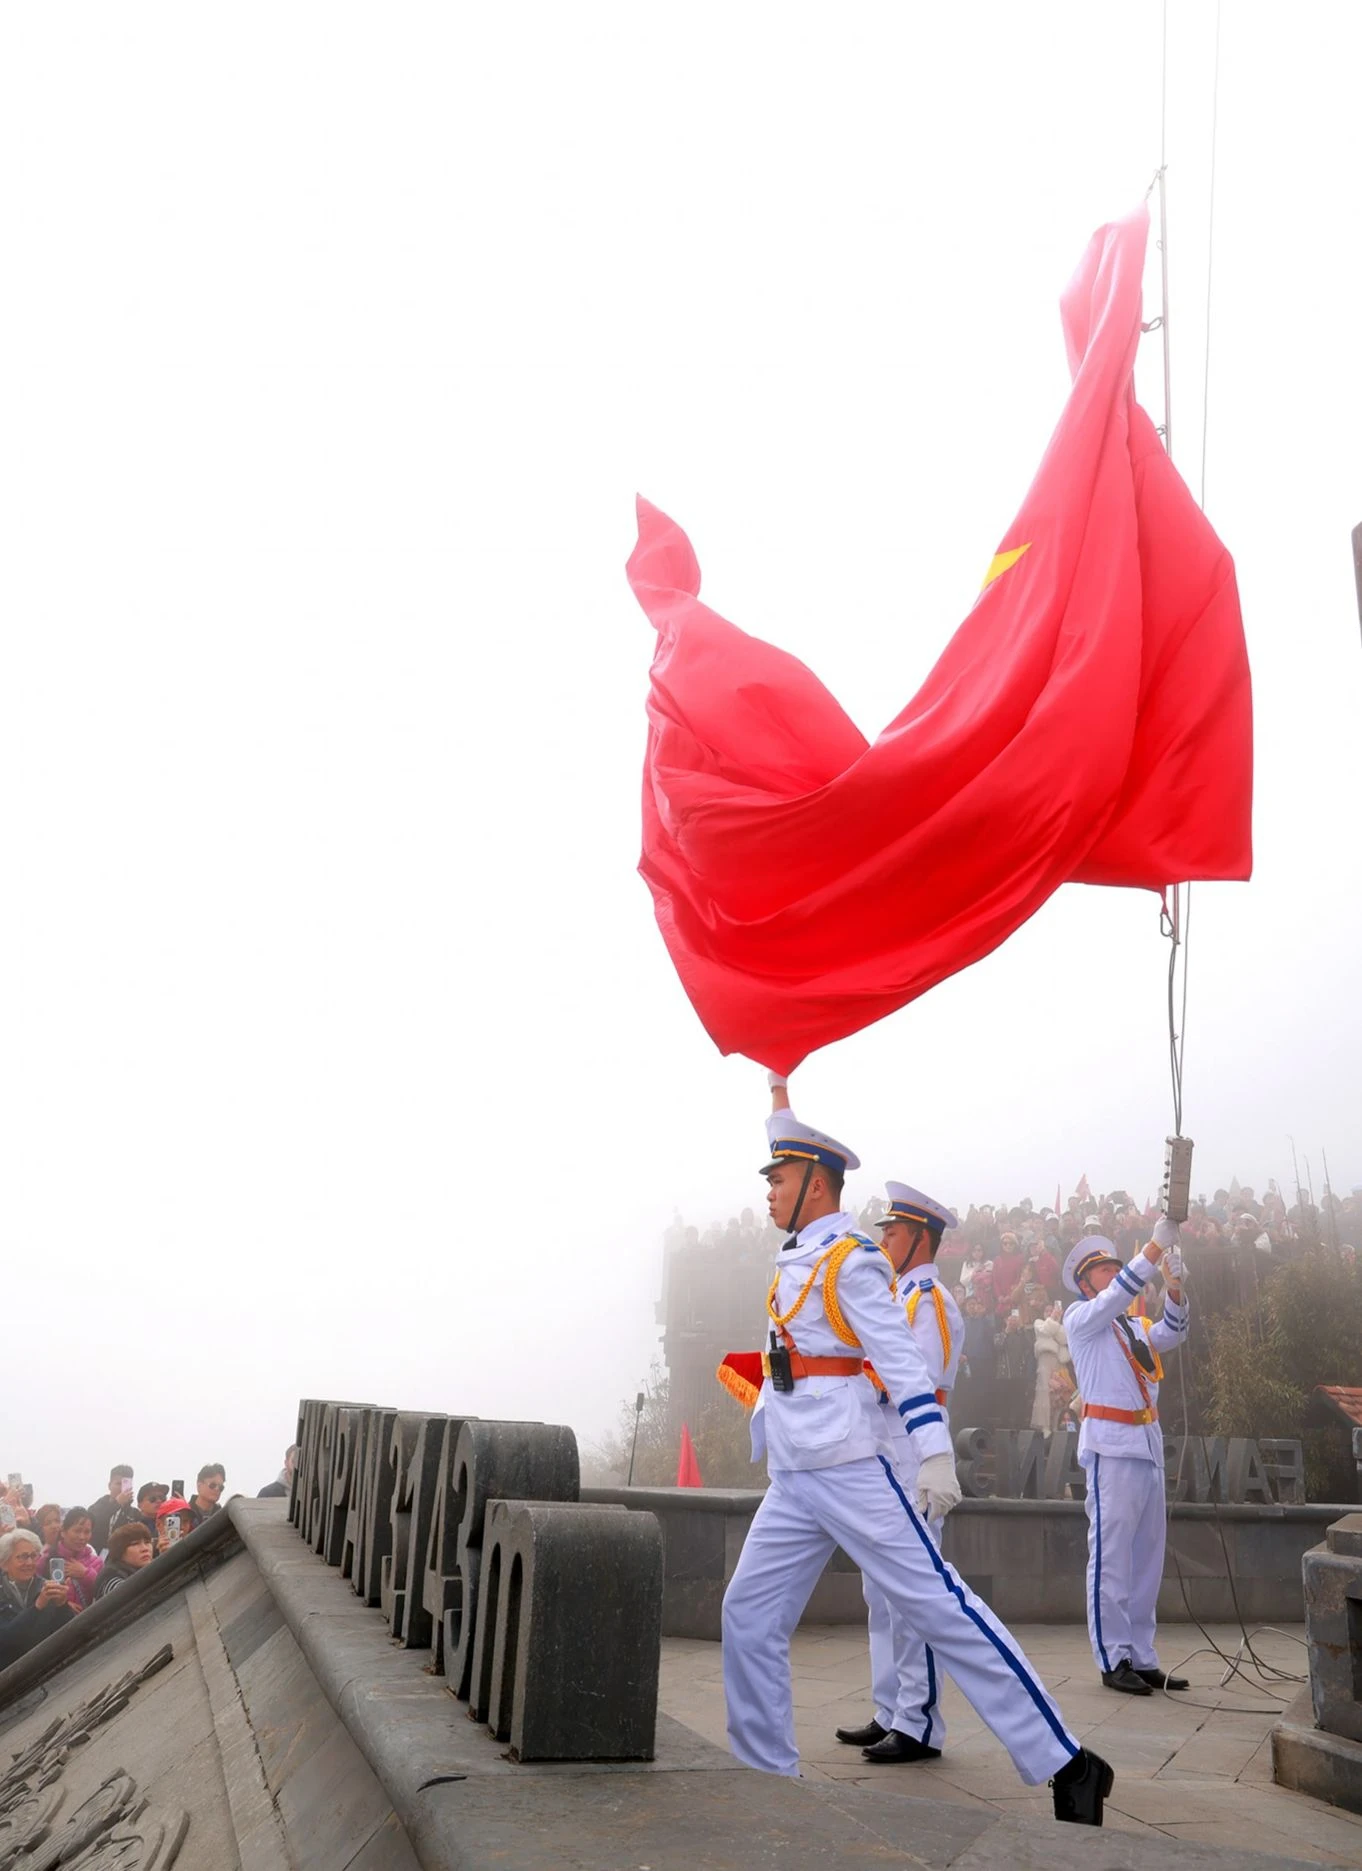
721, 1071, 1113, 1822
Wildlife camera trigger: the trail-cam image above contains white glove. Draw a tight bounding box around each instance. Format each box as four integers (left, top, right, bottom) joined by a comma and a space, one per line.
766, 1070, 788, 1090
914, 1451, 962, 1522
1164, 1247, 1186, 1282
1152, 1216, 1180, 1252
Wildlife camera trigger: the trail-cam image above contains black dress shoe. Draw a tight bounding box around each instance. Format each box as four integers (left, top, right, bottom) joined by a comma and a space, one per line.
862, 1729, 942, 1764
834, 1717, 887, 1747
1136, 1667, 1189, 1691
1051, 1746, 1114, 1826
1101, 1660, 1153, 1695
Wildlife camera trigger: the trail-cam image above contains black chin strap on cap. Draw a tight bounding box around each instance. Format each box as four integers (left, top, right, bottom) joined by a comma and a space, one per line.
892, 1221, 933, 1278
783, 1160, 818, 1244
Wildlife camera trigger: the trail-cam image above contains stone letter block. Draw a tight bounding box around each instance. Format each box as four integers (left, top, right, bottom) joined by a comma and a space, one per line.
311, 1404, 343, 1556
351, 1406, 398, 1605
380, 1412, 434, 1639
471, 1500, 663, 1762
1189, 1435, 1232, 1503
1259, 1438, 1305, 1506
289, 1399, 307, 1525
294, 1397, 365, 1546
1044, 1429, 1085, 1501
293, 1399, 324, 1539
954, 1428, 996, 1499
446, 1420, 579, 1698
394, 1414, 450, 1651
338, 1407, 373, 1582
422, 1415, 476, 1674
322, 1405, 364, 1567
995, 1430, 1047, 1499
1228, 1439, 1275, 1506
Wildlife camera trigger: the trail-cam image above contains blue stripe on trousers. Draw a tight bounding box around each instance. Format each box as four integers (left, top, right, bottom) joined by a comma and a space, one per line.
1092, 1453, 1111, 1672
875, 1456, 1076, 1756
920, 1643, 938, 1747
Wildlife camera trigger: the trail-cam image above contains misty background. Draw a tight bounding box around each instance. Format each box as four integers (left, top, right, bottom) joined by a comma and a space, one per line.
1, 3, 1357, 1505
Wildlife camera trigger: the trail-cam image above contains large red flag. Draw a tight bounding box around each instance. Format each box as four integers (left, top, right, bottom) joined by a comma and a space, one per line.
676, 1423, 702, 1488
629, 205, 1252, 1075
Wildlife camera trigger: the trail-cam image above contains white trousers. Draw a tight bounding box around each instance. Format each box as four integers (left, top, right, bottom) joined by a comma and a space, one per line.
1082, 1451, 1167, 1673
721, 1456, 1077, 1783
866, 1511, 945, 1747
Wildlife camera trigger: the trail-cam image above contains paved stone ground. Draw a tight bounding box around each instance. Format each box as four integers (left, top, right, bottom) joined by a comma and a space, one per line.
659, 1622, 1362, 1866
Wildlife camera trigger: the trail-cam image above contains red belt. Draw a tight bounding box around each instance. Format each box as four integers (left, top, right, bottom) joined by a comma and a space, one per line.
1083, 1403, 1157, 1426
761, 1352, 864, 1380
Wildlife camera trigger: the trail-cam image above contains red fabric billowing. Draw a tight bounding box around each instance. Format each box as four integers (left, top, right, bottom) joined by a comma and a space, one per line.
628, 205, 1252, 1075
676, 1423, 703, 1488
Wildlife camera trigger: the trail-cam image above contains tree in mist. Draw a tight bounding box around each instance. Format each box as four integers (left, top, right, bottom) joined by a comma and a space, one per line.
1204, 1248, 1362, 1498
582, 1362, 766, 1489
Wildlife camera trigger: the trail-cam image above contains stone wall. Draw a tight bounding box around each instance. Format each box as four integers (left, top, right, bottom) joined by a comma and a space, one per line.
581, 1486, 1342, 1640
1272, 1511, 1362, 1814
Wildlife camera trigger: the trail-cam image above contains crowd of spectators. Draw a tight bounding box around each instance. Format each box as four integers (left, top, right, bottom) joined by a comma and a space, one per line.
0, 1445, 299, 1671
912, 1181, 1360, 1431
666, 1179, 1361, 1437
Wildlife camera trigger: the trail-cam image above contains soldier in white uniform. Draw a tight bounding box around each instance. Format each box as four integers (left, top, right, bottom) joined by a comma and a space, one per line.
721, 1078, 1113, 1823
835, 1181, 964, 1763
1062, 1221, 1190, 1695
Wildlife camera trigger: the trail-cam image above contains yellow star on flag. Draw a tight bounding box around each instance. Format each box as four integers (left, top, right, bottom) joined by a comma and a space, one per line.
981, 542, 1031, 590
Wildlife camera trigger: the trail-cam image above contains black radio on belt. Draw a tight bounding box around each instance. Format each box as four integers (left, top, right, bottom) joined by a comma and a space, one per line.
767, 1331, 795, 1394
1117, 1314, 1157, 1375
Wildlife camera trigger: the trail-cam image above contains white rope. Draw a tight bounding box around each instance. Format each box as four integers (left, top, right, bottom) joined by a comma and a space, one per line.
1143, 0, 1299, 1702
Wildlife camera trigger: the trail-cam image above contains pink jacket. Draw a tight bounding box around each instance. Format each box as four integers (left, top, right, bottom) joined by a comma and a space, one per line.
43, 1539, 104, 1610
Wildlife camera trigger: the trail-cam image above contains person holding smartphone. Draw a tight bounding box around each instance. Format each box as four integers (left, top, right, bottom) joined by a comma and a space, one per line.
88, 1466, 134, 1554
0, 1529, 76, 1665
42, 1507, 104, 1609
112, 1482, 170, 1543
1, 1480, 33, 1530
154, 1496, 192, 1554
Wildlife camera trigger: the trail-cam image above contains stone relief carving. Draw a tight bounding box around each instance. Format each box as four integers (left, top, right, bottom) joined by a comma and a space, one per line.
0, 1647, 189, 1868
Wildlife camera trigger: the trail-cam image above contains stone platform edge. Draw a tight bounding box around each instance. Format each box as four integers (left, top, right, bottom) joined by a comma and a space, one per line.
1272, 1685, 1362, 1817
225, 1500, 1329, 1871
224, 1500, 752, 1862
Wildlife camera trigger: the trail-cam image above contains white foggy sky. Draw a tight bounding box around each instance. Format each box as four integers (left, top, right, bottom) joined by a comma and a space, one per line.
1, 4, 1358, 1505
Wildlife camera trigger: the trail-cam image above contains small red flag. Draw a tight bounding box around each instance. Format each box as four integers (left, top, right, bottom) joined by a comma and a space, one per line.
677, 1423, 703, 1488
629, 204, 1252, 1074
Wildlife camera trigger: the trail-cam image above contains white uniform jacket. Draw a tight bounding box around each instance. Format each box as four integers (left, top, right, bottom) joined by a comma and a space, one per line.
751, 1212, 952, 1474
879, 1270, 964, 1478
1063, 1251, 1189, 1465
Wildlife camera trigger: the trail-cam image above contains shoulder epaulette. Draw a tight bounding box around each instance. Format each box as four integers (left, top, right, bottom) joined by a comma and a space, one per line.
821, 1234, 887, 1346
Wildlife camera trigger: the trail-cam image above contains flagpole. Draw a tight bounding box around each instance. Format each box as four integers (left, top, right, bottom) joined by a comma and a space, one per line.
626, 1388, 645, 1486
1156, 0, 1172, 459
